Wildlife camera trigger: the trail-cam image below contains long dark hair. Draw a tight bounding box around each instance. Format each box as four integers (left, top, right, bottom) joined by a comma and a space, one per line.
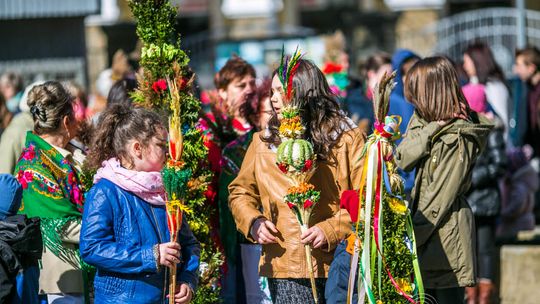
86, 105, 165, 170
262, 59, 352, 160
464, 42, 505, 84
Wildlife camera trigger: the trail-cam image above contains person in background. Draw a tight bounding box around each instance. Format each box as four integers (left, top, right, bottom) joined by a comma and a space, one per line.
0, 81, 44, 174
463, 42, 512, 142
106, 77, 137, 109
396, 57, 492, 304
62, 81, 92, 163
461, 93, 507, 304
497, 145, 538, 238
14, 81, 88, 303
514, 47, 540, 155
63, 81, 88, 123
348, 52, 393, 132
88, 50, 133, 119
389, 49, 420, 198
200, 56, 257, 174
90, 77, 138, 125
218, 79, 273, 304
322, 31, 350, 101
198, 56, 257, 304
0, 174, 42, 304
0, 72, 24, 115
81, 105, 200, 304
0, 93, 12, 135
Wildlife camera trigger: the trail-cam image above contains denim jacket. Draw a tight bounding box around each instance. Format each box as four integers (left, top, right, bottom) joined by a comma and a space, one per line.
80, 179, 200, 303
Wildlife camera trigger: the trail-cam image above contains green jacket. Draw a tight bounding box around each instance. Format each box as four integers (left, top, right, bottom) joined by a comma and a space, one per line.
396, 112, 492, 289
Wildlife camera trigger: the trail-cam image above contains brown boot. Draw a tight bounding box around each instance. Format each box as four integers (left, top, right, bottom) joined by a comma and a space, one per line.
466, 286, 478, 304
478, 281, 495, 304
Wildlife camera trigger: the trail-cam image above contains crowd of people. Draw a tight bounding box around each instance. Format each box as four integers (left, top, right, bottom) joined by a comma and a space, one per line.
0, 41, 539, 304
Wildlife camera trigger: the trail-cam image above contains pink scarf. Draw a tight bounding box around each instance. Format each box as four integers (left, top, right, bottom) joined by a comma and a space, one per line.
94, 158, 166, 205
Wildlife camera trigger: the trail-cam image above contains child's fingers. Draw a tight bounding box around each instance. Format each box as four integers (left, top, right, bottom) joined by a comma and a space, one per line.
162, 259, 172, 267
165, 242, 181, 250
175, 285, 188, 299
175, 285, 192, 304
166, 247, 181, 258
165, 253, 180, 264
175, 294, 191, 304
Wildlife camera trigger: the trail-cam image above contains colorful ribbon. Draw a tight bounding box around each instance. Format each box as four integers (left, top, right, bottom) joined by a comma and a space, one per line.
346, 116, 424, 304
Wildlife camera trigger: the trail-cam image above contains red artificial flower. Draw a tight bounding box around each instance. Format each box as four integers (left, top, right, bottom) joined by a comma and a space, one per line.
179, 77, 188, 90
302, 159, 313, 172
278, 163, 289, 174
17, 170, 33, 189
287, 202, 295, 209
21, 145, 35, 161
204, 184, 217, 202
303, 199, 313, 209
323, 62, 344, 74
152, 79, 167, 94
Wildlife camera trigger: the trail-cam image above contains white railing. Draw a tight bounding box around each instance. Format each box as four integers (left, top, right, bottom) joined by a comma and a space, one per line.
400, 8, 540, 76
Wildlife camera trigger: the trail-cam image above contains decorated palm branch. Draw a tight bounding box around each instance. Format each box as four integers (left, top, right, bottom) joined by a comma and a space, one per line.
128, 1, 222, 303
347, 72, 424, 304
275, 47, 320, 303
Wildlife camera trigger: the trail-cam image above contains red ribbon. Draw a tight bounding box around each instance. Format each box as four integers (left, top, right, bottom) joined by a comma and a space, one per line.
374, 121, 392, 138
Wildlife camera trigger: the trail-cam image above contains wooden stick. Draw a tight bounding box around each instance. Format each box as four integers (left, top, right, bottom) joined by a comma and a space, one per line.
169, 263, 177, 304
301, 224, 318, 304
169, 210, 182, 304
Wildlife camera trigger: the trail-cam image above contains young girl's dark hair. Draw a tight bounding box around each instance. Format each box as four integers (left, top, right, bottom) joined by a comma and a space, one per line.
405, 56, 471, 122
262, 59, 352, 160
86, 104, 165, 170
106, 78, 138, 108
464, 42, 505, 84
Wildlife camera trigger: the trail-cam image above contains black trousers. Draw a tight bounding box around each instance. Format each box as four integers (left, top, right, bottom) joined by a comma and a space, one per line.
425, 287, 465, 304
475, 216, 496, 280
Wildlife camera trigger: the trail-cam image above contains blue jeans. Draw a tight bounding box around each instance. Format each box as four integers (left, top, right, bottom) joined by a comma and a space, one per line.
325, 240, 358, 304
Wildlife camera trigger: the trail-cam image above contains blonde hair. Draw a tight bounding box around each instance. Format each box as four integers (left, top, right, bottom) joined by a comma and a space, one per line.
27, 81, 74, 135
404, 56, 470, 122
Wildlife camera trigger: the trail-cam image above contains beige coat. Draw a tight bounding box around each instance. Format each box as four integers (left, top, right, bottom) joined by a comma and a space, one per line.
229, 127, 365, 278
39, 220, 84, 294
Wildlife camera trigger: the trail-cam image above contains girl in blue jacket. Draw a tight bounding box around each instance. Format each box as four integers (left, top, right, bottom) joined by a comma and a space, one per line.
80, 105, 200, 304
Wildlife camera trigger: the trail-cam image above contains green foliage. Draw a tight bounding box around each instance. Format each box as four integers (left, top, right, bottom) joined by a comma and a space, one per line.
128, 0, 176, 45
372, 199, 414, 303
128, 0, 222, 302
356, 189, 416, 303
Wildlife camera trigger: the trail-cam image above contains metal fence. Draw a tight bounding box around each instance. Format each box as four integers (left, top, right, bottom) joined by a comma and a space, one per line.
0, 58, 86, 88
401, 7, 540, 76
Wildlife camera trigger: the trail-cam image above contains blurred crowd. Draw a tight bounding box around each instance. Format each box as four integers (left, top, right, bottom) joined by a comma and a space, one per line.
1, 39, 540, 304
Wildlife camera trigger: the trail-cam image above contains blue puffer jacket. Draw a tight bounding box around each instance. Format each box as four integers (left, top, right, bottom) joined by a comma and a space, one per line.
389, 49, 420, 194
80, 179, 200, 304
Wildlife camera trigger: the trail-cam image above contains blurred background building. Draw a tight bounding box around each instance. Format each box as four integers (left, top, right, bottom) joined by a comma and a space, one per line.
0, 0, 539, 97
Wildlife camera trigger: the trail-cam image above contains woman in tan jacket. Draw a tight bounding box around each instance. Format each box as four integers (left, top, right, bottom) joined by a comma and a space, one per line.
228, 59, 365, 304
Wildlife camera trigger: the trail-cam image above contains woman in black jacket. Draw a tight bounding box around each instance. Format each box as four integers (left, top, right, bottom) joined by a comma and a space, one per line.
465, 113, 507, 304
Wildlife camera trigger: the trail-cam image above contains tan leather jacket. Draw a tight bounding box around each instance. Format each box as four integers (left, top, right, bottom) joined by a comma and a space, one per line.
228, 127, 365, 278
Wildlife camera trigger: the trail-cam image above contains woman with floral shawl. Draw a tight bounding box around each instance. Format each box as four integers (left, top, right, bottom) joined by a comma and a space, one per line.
15, 81, 90, 304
